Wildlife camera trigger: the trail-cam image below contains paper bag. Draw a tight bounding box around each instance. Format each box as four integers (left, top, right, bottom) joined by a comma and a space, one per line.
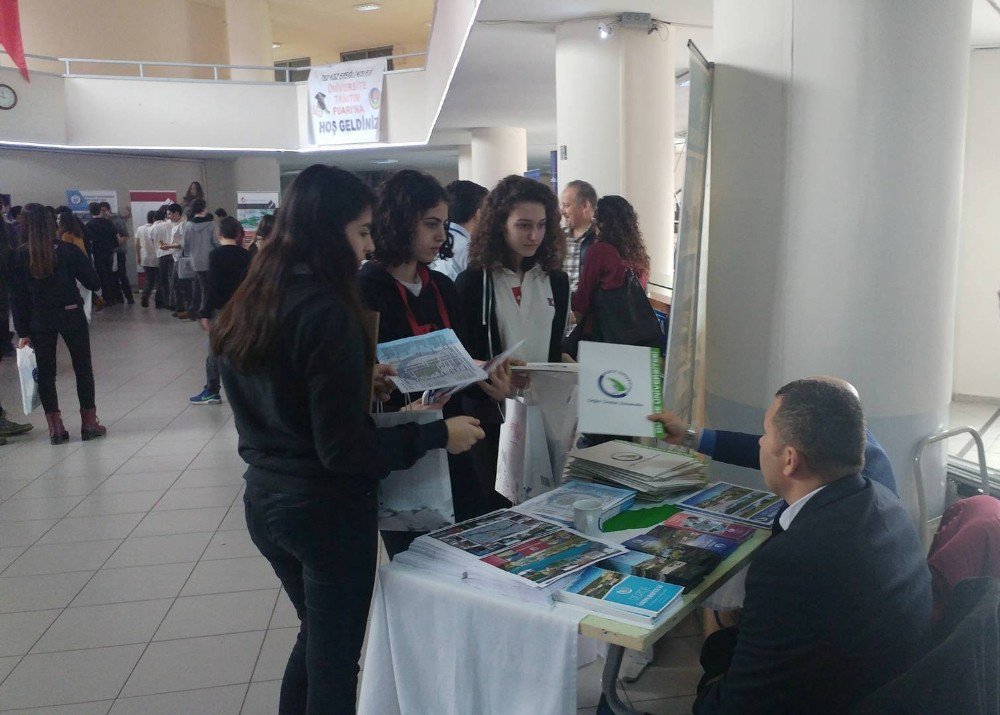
373, 410, 454, 531
16, 346, 41, 415
496, 397, 554, 504
79, 282, 93, 323
528, 371, 579, 480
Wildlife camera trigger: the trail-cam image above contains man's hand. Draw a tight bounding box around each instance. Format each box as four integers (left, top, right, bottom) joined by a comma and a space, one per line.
372, 364, 397, 403
647, 409, 697, 446
17, 337, 31, 349
445, 416, 485, 454
478, 359, 512, 402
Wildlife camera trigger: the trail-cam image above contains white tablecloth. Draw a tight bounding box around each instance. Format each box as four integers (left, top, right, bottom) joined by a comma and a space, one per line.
358, 563, 584, 715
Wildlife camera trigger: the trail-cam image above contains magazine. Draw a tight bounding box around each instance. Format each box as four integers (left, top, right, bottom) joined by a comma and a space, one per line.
376, 329, 486, 392
623, 524, 742, 559
517, 480, 635, 527
662, 512, 757, 542
554, 566, 683, 625
678, 482, 785, 527
601, 550, 720, 592
417, 510, 626, 588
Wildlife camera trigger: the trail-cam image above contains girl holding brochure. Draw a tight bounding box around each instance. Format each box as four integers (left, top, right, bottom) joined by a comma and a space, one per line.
359, 169, 511, 557
212, 165, 484, 715
454, 175, 571, 505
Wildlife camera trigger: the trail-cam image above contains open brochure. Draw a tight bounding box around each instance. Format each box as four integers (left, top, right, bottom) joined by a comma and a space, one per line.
678, 482, 784, 527
376, 329, 485, 393
411, 509, 626, 589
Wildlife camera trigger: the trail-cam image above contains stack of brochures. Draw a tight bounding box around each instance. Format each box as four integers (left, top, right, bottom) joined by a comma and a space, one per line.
398, 510, 627, 605
565, 440, 707, 500
677, 482, 784, 528
516, 480, 636, 528
554, 566, 684, 626
603, 511, 759, 591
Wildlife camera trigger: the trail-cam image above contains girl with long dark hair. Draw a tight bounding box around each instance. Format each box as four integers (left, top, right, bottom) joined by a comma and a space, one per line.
358, 169, 510, 557
246, 212, 275, 258
571, 194, 651, 325
8, 204, 105, 444
212, 164, 483, 714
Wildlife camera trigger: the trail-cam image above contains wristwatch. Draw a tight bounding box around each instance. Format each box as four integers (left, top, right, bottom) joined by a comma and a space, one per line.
683, 426, 699, 450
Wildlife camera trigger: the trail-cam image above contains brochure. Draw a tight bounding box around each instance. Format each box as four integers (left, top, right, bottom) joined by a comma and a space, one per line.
517, 480, 635, 527
623, 524, 741, 559
511, 362, 580, 373
601, 550, 719, 592
577, 342, 664, 439
678, 482, 785, 527
376, 329, 486, 392
416, 509, 626, 588
554, 566, 683, 625
566, 439, 706, 500
662, 512, 757, 542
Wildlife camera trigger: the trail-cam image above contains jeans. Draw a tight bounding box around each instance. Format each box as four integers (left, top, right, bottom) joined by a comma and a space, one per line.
157, 256, 175, 309
244, 483, 378, 715
141, 266, 162, 306
204, 351, 220, 394
193, 270, 210, 316
114, 249, 133, 303
32, 306, 96, 413
93, 252, 122, 304
172, 262, 192, 314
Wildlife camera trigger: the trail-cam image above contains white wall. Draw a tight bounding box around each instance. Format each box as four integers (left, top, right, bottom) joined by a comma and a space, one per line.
0, 67, 66, 143
954, 48, 1000, 399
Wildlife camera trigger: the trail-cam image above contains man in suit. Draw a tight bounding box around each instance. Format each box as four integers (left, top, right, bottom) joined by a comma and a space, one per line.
687, 379, 931, 714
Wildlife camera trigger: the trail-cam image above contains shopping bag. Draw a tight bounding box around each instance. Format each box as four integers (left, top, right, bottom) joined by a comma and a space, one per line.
373, 410, 454, 531
176, 256, 195, 280
16, 346, 41, 415
496, 397, 554, 504
528, 371, 579, 479
78, 282, 93, 323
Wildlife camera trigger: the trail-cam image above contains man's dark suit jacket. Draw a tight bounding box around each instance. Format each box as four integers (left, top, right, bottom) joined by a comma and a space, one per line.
694, 474, 931, 714
711, 428, 898, 496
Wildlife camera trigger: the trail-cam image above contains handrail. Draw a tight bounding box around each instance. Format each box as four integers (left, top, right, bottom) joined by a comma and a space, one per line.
912, 426, 993, 548
1, 49, 426, 82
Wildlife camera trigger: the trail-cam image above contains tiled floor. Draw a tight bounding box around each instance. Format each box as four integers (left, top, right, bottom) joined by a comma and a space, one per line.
6, 307, 990, 714
0, 306, 700, 713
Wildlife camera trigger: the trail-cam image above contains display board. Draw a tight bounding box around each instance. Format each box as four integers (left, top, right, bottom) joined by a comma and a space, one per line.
307, 58, 386, 145
65, 189, 118, 220
236, 191, 279, 236
128, 190, 176, 226
663, 42, 714, 423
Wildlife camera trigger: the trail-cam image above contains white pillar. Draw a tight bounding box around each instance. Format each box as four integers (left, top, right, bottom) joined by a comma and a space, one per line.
706, 0, 972, 526
469, 127, 526, 189
555, 19, 675, 287
457, 145, 473, 181
225, 0, 273, 82
234, 156, 280, 195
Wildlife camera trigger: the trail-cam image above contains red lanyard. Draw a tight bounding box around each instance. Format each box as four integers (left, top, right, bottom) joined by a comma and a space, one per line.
393, 265, 451, 336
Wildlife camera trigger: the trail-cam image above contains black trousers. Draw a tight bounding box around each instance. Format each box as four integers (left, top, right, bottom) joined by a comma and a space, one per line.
32, 307, 96, 414
114, 250, 133, 303
157, 256, 175, 309
93, 252, 122, 304
141, 266, 163, 306
244, 483, 378, 715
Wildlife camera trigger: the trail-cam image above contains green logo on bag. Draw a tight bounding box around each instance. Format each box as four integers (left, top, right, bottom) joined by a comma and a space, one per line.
598, 370, 632, 399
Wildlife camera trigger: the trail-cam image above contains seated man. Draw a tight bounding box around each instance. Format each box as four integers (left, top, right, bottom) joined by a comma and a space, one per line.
678, 379, 930, 714
654, 377, 898, 496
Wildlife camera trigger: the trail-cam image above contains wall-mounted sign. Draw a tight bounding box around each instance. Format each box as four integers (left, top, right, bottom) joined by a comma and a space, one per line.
307, 58, 386, 146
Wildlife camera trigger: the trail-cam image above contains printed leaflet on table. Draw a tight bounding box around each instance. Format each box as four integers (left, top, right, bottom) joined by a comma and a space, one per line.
623, 523, 742, 559
577, 342, 664, 439
517, 480, 635, 528
376, 329, 486, 393
600, 550, 720, 592
678, 481, 784, 527
554, 566, 684, 626
566, 439, 706, 500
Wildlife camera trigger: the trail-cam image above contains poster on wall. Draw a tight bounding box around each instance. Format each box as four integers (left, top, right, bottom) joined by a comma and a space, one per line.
128, 191, 177, 229
236, 192, 279, 236
307, 58, 386, 146
663, 42, 714, 423
65, 189, 118, 221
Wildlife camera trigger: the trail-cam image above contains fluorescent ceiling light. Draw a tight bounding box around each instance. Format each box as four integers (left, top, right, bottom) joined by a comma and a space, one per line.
372, 159, 399, 164
354, 3, 382, 11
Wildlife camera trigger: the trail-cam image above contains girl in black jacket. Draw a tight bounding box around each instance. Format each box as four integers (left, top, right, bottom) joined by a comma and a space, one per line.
358, 170, 510, 558
8, 204, 104, 444
212, 165, 483, 715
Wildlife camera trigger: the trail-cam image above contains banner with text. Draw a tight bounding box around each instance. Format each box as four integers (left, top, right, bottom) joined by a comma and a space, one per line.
237, 191, 279, 236
307, 58, 386, 145
65, 189, 118, 221
128, 191, 177, 229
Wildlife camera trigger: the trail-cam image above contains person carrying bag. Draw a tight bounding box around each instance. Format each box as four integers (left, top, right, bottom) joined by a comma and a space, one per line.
563, 195, 662, 359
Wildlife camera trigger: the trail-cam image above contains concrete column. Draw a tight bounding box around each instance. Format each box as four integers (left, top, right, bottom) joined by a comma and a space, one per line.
555, 18, 675, 287
706, 0, 972, 528
457, 144, 473, 181
225, 0, 274, 82
954, 49, 1000, 400
469, 127, 526, 189
234, 156, 280, 197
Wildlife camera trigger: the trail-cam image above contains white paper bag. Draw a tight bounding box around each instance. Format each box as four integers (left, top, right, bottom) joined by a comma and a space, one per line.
374, 410, 454, 531
496, 398, 554, 504
528, 372, 579, 480
78, 282, 93, 323
16, 346, 41, 415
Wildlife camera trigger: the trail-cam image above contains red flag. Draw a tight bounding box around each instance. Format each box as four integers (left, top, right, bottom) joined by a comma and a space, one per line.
0, 0, 29, 82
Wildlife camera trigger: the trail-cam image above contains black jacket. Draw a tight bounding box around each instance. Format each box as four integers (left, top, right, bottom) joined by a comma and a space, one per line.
200, 245, 251, 319
453, 265, 570, 363
695, 475, 932, 715
219, 272, 448, 498
83, 217, 118, 256
8, 242, 100, 336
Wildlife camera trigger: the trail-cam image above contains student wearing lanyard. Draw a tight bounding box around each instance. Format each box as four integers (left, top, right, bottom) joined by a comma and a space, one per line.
358, 169, 512, 558
454, 175, 571, 508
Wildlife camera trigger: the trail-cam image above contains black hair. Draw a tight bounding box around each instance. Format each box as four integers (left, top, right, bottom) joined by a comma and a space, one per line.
98, 201, 112, 211
167, 203, 183, 216
218, 216, 243, 240
373, 169, 450, 266
214, 208, 228, 218
88, 202, 102, 217
154, 206, 168, 222
446, 180, 489, 225
191, 198, 208, 215
146, 210, 157, 223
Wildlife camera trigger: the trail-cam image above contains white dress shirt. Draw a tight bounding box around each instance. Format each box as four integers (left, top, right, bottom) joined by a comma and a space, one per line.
778, 485, 828, 531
